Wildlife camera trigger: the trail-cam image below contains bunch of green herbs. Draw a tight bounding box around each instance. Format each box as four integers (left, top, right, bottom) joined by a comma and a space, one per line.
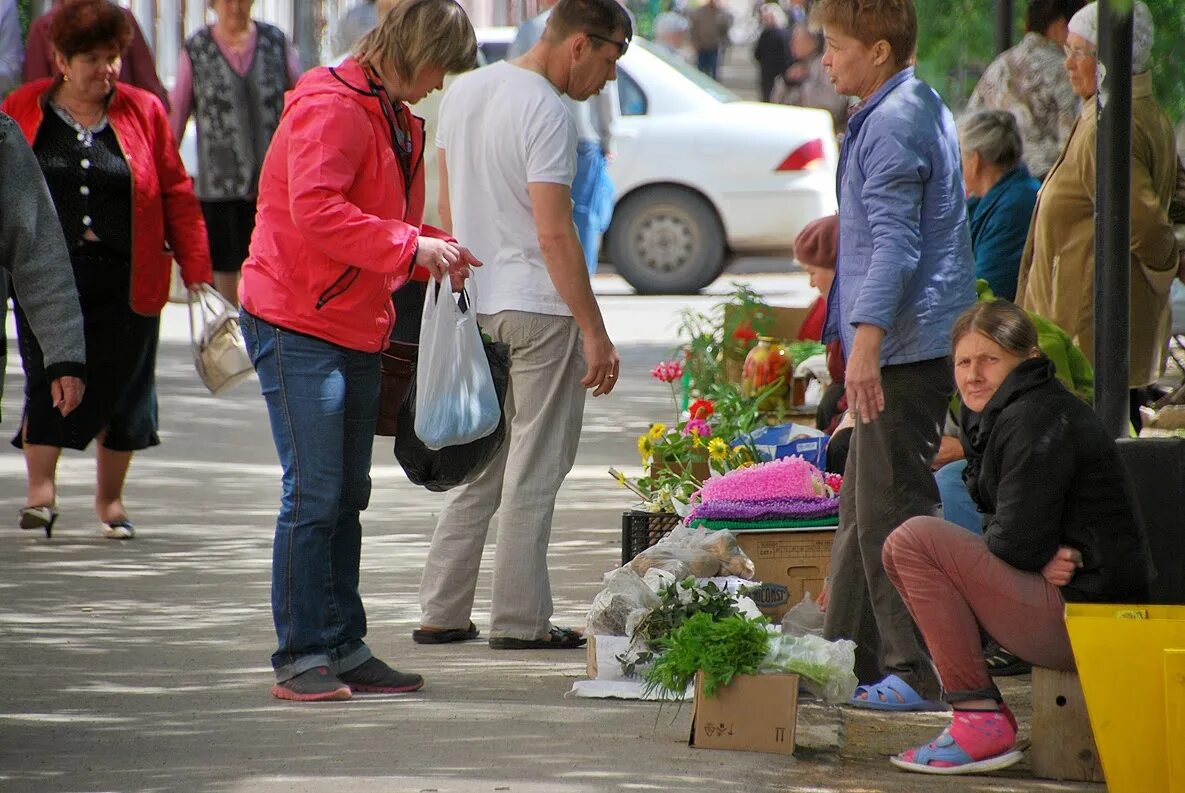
618, 577, 744, 677
642, 611, 772, 699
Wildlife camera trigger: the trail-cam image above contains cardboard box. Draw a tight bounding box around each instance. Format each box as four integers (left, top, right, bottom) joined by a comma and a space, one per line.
735, 528, 836, 622
690, 671, 799, 755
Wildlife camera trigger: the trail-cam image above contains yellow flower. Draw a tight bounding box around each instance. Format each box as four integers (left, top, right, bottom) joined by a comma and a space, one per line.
691, 432, 704, 448
708, 437, 729, 461
731, 445, 752, 464
614, 470, 627, 487
637, 434, 654, 464
648, 422, 666, 440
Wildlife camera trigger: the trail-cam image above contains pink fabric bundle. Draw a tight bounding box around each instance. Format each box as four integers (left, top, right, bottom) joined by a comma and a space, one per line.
696, 456, 832, 504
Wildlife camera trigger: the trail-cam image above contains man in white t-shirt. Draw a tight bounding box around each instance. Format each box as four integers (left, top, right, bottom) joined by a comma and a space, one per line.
414, 0, 631, 650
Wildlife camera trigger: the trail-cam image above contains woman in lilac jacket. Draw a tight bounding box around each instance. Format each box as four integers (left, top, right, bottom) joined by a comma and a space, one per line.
811, 0, 976, 711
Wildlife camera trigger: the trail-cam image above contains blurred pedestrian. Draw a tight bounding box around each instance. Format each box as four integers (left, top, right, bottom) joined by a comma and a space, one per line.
333, 0, 379, 55
0, 0, 22, 97
508, 0, 619, 274
653, 10, 690, 59
770, 22, 848, 133
237, 0, 479, 701
753, 3, 789, 102
417, 0, 627, 650
23, 0, 169, 110
966, 0, 1084, 181
170, 0, 301, 308
811, 0, 976, 711
1016, 1, 1178, 428
3, 0, 212, 540
1, 108, 86, 535
689, 0, 732, 79
959, 110, 1039, 301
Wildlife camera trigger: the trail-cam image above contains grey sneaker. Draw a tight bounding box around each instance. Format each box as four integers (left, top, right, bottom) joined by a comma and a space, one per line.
338, 657, 424, 693
271, 666, 352, 702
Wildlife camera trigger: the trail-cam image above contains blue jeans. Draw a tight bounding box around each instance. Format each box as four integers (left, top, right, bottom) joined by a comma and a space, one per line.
572, 140, 614, 276
696, 48, 719, 79
934, 459, 982, 534
240, 311, 379, 682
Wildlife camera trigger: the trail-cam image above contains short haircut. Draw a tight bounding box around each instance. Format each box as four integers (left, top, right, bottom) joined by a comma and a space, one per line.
951, 300, 1039, 357
959, 109, 1023, 170
353, 0, 477, 80
1026, 0, 1086, 35
544, 0, 634, 50
49, 0, 132, 60
810, 0, 917, 68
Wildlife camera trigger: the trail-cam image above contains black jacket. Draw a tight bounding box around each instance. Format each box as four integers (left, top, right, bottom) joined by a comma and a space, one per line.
961, 357, 1150, 602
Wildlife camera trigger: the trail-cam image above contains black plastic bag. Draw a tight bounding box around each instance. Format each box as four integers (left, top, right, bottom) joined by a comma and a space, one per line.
394, 338, 510, 491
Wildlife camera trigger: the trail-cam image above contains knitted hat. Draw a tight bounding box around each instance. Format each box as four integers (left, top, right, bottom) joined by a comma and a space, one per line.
794, 214, 839, 270
1067, 1, 1155, 74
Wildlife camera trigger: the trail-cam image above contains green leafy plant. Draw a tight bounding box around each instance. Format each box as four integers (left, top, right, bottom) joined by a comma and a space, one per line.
618, 578, 748, 676
643, 612, 772, 700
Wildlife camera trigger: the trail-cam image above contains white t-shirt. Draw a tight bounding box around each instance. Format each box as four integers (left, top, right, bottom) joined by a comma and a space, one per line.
437, 61, 578, 317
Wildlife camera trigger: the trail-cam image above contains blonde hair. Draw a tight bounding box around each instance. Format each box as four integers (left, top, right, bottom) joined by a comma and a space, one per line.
353, 0, 476, 81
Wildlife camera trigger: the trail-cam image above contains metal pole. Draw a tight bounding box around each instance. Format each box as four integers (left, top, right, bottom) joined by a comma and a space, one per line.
292, 0, 320, 71
1093, 0, 1134, 438
994, 0, 1013, 56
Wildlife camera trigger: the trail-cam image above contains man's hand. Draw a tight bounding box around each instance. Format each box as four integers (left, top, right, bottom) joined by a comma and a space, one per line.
1041, 546, 1083, 587
932, 435, 965, 470
50, 376, 84, 417
816, 579, 829, 613
845, 324, 886, 424
582, 331, 620, 396
416, 237, 461, 281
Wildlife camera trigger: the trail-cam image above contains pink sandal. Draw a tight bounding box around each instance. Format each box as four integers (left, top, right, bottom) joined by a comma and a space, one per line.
890, 705, 1023, 775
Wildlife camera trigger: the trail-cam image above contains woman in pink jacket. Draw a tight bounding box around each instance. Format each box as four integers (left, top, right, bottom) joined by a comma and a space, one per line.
238, 0, 479, 702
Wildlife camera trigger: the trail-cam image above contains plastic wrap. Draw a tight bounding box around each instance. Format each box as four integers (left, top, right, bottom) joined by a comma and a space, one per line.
760, 633, 858, 704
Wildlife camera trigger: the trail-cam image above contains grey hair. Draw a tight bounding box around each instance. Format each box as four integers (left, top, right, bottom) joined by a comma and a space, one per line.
959, 110, 1023, 170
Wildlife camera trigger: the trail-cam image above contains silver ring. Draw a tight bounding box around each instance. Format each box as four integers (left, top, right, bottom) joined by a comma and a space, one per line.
607, 374, 616, 378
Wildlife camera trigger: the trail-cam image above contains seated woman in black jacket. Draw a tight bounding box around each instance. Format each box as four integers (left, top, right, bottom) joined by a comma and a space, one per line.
881, 299, 1149, 776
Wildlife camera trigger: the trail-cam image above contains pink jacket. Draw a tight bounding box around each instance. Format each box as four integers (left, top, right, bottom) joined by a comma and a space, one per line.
239, 59, 449, 353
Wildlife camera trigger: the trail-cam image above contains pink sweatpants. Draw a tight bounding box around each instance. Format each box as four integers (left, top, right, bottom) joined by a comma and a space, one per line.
882, 516, 1075, 701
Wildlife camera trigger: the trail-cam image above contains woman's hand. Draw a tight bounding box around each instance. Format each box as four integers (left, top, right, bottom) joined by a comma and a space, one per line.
416, 237, 462, 281
932, 435, 965, 470
1041, 546, 1083, 587
448, 245, 484, 291
845, 324, 886, 424
50, 376, 85, 417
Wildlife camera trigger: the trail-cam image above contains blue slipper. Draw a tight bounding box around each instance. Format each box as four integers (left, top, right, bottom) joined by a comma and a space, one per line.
850, 674, 946, 712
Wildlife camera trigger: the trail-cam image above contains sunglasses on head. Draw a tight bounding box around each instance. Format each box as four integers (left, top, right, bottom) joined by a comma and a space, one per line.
587, 32, 630, 56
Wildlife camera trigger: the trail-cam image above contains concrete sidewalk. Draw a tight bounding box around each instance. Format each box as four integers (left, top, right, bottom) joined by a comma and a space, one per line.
1, 320, 1099, 792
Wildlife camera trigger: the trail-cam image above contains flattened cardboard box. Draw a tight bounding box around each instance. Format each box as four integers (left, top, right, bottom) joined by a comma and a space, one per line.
690, 672, 799, 755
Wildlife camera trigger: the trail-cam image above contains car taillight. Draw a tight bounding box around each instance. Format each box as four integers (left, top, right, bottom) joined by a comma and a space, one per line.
776, 139, 825, 172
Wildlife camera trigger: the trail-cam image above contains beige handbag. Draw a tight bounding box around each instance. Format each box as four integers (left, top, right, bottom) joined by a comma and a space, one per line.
188, 284, 254, 394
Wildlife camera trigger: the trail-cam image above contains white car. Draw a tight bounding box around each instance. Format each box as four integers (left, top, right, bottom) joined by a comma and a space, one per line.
604, 39, 838, 293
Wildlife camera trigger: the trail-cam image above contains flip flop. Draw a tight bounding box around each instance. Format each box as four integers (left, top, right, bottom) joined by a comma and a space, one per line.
102, 520, 135, 540
850, 674, 947, 712
19, 505, 58, 538
984, 644, 1032, 677
412, 622, 480, 644
488, 626, 586, 650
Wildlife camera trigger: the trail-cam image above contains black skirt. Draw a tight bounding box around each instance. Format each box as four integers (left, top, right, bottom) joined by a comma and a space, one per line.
13, 242, 161, 452
201, 199, 257, 273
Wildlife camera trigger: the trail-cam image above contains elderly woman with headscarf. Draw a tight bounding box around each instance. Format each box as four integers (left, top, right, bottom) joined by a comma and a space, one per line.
1016, 1, 1179, 428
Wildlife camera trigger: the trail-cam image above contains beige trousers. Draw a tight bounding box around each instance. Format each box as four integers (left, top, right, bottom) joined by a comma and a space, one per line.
418, 310, 587, 640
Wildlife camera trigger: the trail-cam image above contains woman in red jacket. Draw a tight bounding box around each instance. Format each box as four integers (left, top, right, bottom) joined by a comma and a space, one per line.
3, 0, 211, 541
238, 0, 479, 702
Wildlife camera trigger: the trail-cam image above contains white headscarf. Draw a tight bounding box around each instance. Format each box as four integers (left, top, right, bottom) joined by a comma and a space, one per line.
1067, 1, 1155, 75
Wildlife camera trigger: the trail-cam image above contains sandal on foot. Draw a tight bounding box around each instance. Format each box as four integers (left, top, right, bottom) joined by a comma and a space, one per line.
489, 626, 586, 650
984, 643, 1032, 677
102, 520, 135, 540
890, 707, 1023, 775
850, 674, 947, 712
19, 505, 58, 538
412, 622, 480, 644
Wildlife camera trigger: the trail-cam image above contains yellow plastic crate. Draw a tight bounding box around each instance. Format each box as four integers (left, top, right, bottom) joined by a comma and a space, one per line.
1065, 604, 1185, 793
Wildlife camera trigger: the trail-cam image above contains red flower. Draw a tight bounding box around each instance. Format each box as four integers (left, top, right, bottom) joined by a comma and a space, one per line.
733, 321, 758, 342
650, 360, 684, 383
689, 398, 715, 420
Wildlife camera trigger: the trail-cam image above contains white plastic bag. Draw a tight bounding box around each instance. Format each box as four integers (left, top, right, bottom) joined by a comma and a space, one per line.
761, 633, 858, 704
413, 280, 500, 450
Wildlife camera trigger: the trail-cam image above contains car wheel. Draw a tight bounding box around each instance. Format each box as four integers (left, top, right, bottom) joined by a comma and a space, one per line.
606, 186, 726, 294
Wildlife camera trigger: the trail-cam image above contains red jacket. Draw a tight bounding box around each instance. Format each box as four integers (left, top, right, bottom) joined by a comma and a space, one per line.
3, 79, 212, 316
240, 59, 448, 353
23, 7, 171, 111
